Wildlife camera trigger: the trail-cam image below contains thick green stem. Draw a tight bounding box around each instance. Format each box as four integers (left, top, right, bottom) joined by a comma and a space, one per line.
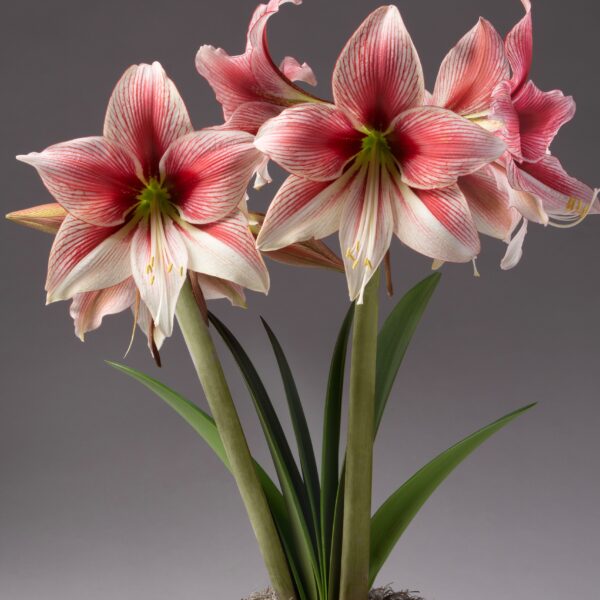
339, 271, 380, 600
176, 280, 295, 600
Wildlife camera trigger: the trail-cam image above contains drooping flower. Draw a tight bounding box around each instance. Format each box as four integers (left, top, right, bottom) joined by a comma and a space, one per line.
196, 0, 323, 136
254, 6, 505, 301
13, 62, 269, 350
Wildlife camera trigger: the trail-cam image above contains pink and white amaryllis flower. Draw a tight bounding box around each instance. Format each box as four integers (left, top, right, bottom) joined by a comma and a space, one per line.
196, 0, 322, 136
254, 6, 505, 301
15, 62, 268, 349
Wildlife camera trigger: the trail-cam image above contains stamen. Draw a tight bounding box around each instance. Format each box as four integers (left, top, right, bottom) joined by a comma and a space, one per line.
150, 275, 155, 285
146, 263, 153, 274
352, 258, 359, 270
549, 189, 599, 229
346, 248, 356, 261
472, 258, 481, 278
364, 258, 373, 269
167, 263, 173, 273
179, 266, 184, 277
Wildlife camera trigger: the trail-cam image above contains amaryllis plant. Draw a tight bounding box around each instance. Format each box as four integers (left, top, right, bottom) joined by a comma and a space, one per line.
8, 1, 597, 600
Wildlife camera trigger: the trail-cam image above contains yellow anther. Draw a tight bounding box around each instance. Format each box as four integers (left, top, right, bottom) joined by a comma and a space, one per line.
167, 263, 173, 273
352, 258, 359, 270
179, 266, 184, 277
150, 275, 155, 285
566, 197, 576, 211
151, 256, 155, 268
364, 258, 372, 269
146, 264, 153, 274
346, 248, 356, 261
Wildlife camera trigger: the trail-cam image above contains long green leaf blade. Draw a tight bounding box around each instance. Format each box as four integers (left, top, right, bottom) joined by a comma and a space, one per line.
369, 402, 536, 586
375, 273, 441, 435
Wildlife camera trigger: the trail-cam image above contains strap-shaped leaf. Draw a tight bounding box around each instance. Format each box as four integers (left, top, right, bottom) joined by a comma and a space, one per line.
375, 273, 441, 435
208, 313, 320, 599
369, 402, 536, 586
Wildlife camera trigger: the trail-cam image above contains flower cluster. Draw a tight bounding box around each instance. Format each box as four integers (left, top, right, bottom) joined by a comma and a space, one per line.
9, 0, 597, 348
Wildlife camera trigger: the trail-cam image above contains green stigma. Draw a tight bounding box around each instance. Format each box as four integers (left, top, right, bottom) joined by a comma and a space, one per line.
358, 129, 393, 166
136, 178, 172, 216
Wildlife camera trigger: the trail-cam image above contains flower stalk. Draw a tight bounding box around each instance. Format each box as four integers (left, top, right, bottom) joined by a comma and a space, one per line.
176, 279, 295, 600
340, 270, 381, 600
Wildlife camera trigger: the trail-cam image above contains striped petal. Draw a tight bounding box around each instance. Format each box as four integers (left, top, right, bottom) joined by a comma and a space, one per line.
104, 62, 193, 178
195, 0, 316, 122
390, 173, 480, 262
458, 166, 519, 241
196, 273, 247, 308
512, 81, 576, 162
130, 214, 188, 338
333, 5, 424, 130
254, 104, 362, 181
491, 81, 523, 159
256, 169, 360, 251
433, 18, 510, 117
216, 101, 283, 135
161, 130, 263, 224
389, 106, 505, 189
179, 211, 269, 294
506, 0, 533, 94
17, 137, 141, 226
6, 202, 67, 235
70, 278, 137, 341
46, 215, 133, 302
137, 302, 167, 351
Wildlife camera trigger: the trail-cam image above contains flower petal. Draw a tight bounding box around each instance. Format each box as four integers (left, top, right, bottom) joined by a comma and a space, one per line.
491, 81, 522, 159
279, 56, 317, 86
161, 129, 263, 224
216, 101, 283, 135
256, 169, 360, 251
506, 0, 533, 94
104, 62, 193, 178
458, 166, 519, 241
17, 137, 141, 226
433, 18, 510, 116
180, 211, 269, 294
70, 278, 137, 341
500, 218, 528, 270
196, 273, 247, 308
512, 81, 576, 162
389, 106, 505, 189
136, 302, 167, 351
6, 202, 67, 235
131, 214, 188, 338
47, 215, 133, 302
254, 104, 362, 181
333, 5, 424, 130
390, 173, 480, 262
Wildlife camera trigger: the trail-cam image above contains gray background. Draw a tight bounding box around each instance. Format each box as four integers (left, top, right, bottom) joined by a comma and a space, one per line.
1, 1, 598, 598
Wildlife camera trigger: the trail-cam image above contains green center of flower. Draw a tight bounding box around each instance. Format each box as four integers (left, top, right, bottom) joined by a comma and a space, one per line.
135, 177, 173, 217
358, 129, 393, 166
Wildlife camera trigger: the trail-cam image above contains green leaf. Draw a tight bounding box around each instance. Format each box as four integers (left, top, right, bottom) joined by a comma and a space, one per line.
320, 304, 354, 587
374, 273, 441, 435
208, 313, 320, 600
369, 402, 536, 586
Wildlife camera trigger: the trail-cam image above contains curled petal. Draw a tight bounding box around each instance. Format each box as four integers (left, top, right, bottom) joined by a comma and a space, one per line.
70, 279, 137, 341
6, 202, 67, 234
390, 106, 505, 189
333, 5, 424, 130
512, 81, 576, 162
216, 101, 283, 135
180, 211, 269, 294
506, 0, 533, 93
501, 218, 528, 270
47, 215, 133, 302
196, 273, 247, 308
491, 81, 522, 159
459, 166, 520, 241
255, 104, 362, 181
161, 129, 263, 223
17, 137, 141, 226
104, 62, 193, 178
390, 174, 480, 262
433, 18, 510, 116
279, 56, 317, 86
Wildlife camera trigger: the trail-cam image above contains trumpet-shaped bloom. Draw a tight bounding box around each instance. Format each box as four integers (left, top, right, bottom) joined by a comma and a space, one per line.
16, 62, 269, 347
255, 6, 504, 301
196, 0, 322, 135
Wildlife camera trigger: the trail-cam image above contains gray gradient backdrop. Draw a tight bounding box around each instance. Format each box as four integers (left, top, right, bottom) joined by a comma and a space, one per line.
1, 1, 599, 598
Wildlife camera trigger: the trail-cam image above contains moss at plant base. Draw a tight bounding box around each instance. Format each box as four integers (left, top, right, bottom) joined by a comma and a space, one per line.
246, 588, 424, 600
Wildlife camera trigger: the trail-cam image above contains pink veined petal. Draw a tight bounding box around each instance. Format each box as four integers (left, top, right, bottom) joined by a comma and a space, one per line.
6, 202, 67, 235
254, 103, 363, 181
458, 166, 520, 241
389, 172, 480, 262
501, 218, 528, 270
131, 213, 188, 338
256, 168, 361, 251
507, 154, 598, 218
196, 273, 247, 308
161, 129, 263, 224
433, 18, 510, 117
70, 278, 137, 341
17, 137, 141, 227
136, 301, 167, 351
506, 0, 533, 94
104, 62, 193, 178
512, 81, 576, 162
339, 164, 393, 302
491, 81, 522, 159
179, 211, 269, 294
46, 214, 134, 303
389, 106, 505, 189
333, 5, 424, 131
196, 0, 317, 120
216, 101, 283, 135
279, 56, 317, 86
